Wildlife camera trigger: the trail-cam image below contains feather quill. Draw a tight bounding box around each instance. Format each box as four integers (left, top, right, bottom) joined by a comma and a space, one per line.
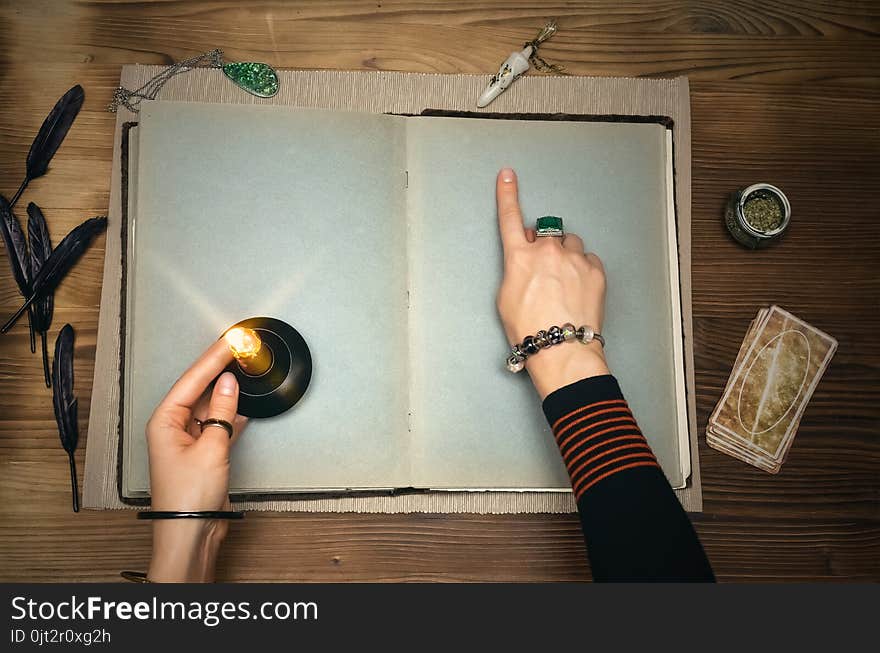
27, 202, 54, 387
0, 194, 36, 351
1, 216, 107, 333
10, 85, 85, 207
0, 195, 30, 294
52, 324, 79, 512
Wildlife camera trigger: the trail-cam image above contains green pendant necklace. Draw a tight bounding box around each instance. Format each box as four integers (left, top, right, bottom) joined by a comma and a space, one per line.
108, 49, 279, 113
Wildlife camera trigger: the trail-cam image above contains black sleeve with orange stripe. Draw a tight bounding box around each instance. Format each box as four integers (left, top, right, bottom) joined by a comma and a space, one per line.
543, 374, 714, 582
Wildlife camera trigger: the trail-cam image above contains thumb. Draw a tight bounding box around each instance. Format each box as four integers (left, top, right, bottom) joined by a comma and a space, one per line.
196, 371, 240, 450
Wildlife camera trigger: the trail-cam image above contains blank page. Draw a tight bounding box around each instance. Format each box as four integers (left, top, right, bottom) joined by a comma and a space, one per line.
123, 102, 410, 495
405, 116, 686, 489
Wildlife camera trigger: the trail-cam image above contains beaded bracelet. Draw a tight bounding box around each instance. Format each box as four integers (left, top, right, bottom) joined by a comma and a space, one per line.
506, 323, 605, 373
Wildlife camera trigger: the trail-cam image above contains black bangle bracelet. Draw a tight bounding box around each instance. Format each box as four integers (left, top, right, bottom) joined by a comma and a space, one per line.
136, 511, 245, 520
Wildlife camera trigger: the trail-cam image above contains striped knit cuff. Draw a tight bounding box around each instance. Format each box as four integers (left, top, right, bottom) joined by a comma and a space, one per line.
542, 375, 661, 500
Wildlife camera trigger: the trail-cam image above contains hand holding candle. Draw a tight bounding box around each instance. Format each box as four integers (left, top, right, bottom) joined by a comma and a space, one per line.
145, 340, 247, 582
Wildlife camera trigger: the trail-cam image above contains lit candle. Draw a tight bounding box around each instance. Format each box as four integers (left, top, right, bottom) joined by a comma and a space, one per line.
224, 326, 272, 376
220, 317, 312, 418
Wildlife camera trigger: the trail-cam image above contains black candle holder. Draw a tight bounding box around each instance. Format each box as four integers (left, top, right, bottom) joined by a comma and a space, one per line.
222, 316, 312, 418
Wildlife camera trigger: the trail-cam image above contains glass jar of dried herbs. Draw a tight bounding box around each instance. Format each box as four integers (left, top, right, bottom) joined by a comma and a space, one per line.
724, 183, 791, 249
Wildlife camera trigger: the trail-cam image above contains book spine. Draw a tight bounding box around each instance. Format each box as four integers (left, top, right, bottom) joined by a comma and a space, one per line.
403, 121, 419, 444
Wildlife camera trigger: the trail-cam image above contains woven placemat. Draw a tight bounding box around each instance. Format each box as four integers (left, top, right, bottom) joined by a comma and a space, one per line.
84, 67, 701, 513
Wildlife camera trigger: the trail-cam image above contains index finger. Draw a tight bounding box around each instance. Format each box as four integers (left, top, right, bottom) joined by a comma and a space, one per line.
496, 168, 527, 251
158, 338, 235, 414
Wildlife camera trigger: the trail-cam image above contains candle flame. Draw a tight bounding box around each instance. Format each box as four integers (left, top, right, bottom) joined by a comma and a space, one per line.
224, 327, 262, 360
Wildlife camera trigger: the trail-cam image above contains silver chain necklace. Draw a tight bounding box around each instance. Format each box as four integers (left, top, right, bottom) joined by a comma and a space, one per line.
108, 49, 279, 113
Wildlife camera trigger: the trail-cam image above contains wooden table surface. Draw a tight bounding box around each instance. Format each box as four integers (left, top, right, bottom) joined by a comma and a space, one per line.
0, 1, 877, 582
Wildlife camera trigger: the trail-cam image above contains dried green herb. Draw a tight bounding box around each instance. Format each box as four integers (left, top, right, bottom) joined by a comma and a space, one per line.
743, 191, 784, 233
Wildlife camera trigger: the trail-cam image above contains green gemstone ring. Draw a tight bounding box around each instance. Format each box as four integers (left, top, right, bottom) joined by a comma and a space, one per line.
535, 215, 564, 237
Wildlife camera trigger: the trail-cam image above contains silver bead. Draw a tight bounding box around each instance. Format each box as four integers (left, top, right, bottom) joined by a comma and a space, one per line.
577, 325, 595, 344
562, 323, 576, 341
535, 330, 549, 347
506, 354, 525, 373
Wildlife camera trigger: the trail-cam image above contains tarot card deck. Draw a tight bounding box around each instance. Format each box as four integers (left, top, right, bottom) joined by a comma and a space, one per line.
706, 306, 837, 473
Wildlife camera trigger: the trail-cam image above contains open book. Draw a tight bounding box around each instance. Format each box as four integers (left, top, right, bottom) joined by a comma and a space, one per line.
121, 100, 688, 499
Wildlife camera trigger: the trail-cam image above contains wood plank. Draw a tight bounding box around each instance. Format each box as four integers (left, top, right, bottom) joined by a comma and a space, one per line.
2, 2, 879, 83
0, 1, 877, 582
18, 0, 880, 38
0, 510, 876, 582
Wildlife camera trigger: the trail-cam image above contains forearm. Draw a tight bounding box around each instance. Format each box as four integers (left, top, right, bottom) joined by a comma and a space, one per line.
148, 521, 226, 583
543, 374, 714, 582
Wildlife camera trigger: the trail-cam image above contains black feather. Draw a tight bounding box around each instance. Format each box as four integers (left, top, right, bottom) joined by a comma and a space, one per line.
52, 323, 79, 512
0, 194, 30, 294
0, 195, 36, 351
1, 216, 107, 333
27, 202, 54, 387
10, 85, 85, 207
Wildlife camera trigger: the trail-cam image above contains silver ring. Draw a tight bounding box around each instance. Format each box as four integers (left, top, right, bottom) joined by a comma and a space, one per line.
194, 417, 234, 438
